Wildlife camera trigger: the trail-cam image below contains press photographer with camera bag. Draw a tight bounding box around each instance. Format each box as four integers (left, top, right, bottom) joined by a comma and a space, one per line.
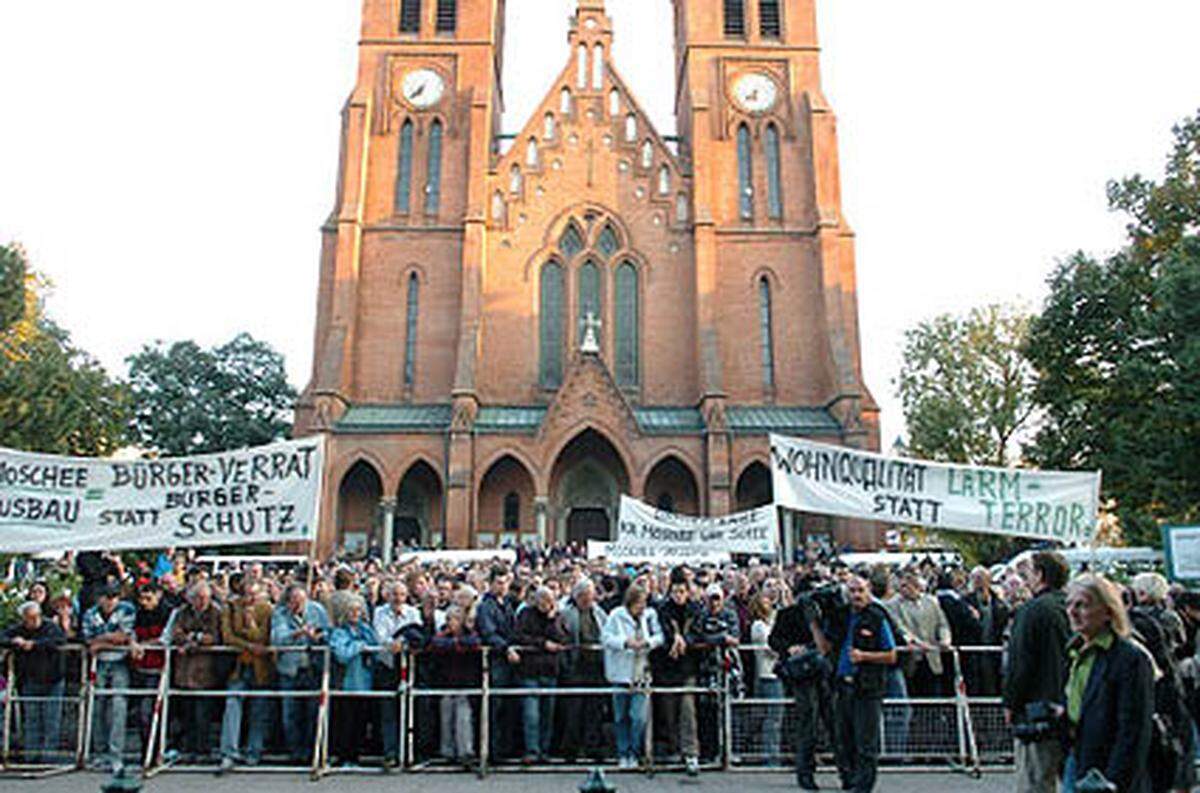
769, 581, 831, 790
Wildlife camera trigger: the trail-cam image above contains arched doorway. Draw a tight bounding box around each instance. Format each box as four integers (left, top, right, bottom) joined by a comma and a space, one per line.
338, 460, 383, 557
396, 460, 444, 548
643, 456, 700, 516
477, 455, 536, 548
549, 428, 630, 544
735, 461, 772, 511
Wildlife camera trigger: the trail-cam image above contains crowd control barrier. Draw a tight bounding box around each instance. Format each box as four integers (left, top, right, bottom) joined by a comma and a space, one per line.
0, 641, 1014, 779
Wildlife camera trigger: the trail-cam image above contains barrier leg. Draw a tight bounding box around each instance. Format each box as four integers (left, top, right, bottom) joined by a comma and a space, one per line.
398, 652, 409, 771
722, 669, 733, 771
142, 664, 169, 773
311, 652, 330, 780
81, 656, 97, 767
404, 654, 415, 769
643, 685, 654, 777
73, 651, 88, 770
2, 653, 14, 767
479, 651, 490, 778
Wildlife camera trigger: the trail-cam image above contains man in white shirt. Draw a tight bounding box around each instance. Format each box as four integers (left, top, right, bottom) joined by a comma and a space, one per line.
373, 581, 421, 767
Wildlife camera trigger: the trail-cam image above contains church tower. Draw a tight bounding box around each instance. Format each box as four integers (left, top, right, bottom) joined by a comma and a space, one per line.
297, 0, 880, 558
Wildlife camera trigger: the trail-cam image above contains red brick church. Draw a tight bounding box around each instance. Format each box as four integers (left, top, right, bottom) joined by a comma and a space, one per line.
294, 0, 880, 558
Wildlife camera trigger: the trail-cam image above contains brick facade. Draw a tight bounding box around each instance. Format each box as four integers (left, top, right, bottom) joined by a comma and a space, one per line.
294, 0, 881, 558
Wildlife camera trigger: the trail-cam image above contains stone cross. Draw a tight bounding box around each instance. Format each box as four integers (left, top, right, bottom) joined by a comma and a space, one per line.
581, 311, 602, 354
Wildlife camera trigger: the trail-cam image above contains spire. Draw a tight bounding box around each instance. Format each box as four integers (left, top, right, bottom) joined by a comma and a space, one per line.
577, 0, 605, 10
571, 0, 613, 48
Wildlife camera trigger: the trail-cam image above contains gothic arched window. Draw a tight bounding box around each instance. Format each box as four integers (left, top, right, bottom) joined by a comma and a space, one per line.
759, 276, 775, 390
539, 262, 565, 388
526, 138, 539, 167
577, 46, 588, 89
400, 0, 421, 34
577, 260, 602, 345
436, 0, 457, 34
615, 261, 639, 387
561, 87, 572, 114
425, 120, 443, 214
592, 45, 604, 90
723, 0, 746, 37
503, 492, 520, 531
760, 0, 782, 38
608, 89, 620, 117
543, 113, 556, 140
640, 140, 653, 169
559, 224, 584, 259
737, 124, 753, 220
491, 191, 505, 224
395, 120, 414, 214
403, 273, 419, 387
509, 164, 522, 193
624, 114, 637, 143
658, 165, 671, 195
597, 224, 620, 258
676, 193, 689, 223
765, 123, 782, 219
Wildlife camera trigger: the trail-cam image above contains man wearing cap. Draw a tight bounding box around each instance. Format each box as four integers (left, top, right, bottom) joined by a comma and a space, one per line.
695, 582, 739, 763
82, 582, 136, 770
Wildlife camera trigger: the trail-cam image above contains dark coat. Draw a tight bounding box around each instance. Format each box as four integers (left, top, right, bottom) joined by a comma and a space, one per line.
1003, 588, 1071, 714
768, 598, 818, 657
1068, 635, 1154, 793
1, 619, 66, 685
652, 597, 704, 682
514, 606, 568, 679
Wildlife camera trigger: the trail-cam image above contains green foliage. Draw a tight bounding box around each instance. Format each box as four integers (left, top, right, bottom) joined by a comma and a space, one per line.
895, 304, 1039, 565
0, 252, 129, 456
0, 559, 82, 627
1025, 111, 1200, 546
127, 332, 297, 456
0, 243, 27, 334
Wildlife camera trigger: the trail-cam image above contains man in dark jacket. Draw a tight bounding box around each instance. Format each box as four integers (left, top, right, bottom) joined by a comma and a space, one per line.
1004, 551, 1071, 793
514, 586, 568, 762
2, 601, 67, 759
652, 571, 704, 775
769, 587, 829, 790
475, 566, 521, 759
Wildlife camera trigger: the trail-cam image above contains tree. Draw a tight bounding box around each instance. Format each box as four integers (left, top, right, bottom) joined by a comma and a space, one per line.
1025, 111, 1200, 546
0, 243, 26, 334
0, 244, 129, 456
127, 333, 298, 456
896, 303, 1038, 564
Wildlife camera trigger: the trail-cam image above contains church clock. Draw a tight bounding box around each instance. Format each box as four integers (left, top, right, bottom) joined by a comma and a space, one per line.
401, 68, 446, 109
730, 72, 779, 114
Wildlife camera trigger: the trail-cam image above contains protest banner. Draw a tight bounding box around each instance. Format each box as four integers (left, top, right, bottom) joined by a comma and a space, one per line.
587, 539, 731, 565
769, 435, 1101, 542
0, 437, 325, 553
586, 495, 778, 563
1162, 526, 1200, 582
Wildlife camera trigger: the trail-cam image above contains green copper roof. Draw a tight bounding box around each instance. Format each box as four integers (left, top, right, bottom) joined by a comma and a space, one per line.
335, 404, 451, 433
726, 406, 841, 435
634, 407, 705, 434
475, 406, 546, 434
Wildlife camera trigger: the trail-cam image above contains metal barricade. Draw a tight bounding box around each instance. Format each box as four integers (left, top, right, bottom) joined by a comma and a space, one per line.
1, 644, 88, 778
318, 645, 408, 777
956, 645, 1012, 769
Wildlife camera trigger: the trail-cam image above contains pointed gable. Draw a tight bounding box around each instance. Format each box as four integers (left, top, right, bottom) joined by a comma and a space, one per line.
539, 351, 640, 443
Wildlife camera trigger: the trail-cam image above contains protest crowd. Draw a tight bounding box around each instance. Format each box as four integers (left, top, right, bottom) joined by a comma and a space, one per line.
2, 542, 1198, 793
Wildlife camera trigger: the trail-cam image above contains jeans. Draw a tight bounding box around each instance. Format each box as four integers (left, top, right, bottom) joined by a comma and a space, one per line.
612, 690, 647, 760
376, 664, 402, 761
1062, 753, 1077, 793
439, 695, 475, 759
279, 669, 319, 762
883, 668, 911, 755
220, 667, 269, 761
758, 677, 784, 762
488, 660, 518, 759
520, 676, 556, 758
834, 684, 882, 793
657, 675, 699, 758
92, 663, 129, 765
20, 679, 65, 760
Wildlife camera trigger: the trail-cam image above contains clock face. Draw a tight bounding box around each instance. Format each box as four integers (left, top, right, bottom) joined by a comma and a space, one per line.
402, 69, 446, 109
731, 72, 779, 114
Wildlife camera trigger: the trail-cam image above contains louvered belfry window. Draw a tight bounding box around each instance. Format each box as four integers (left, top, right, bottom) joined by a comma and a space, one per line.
436, 0, 457, 33
724, 0, 746, 37
400, 0, 421, 33
760, 0, 782, 38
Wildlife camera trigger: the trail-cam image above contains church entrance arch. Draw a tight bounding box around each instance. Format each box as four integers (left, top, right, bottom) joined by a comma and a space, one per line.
643, 455, 700, 515
337, 460, 383, 557
735, 461, 773, 511
549, 428, 630, 544
396, 461, 444, 548
477, 455, 537, 548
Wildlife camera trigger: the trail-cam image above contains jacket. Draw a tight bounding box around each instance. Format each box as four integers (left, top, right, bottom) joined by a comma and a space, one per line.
602, 605, 663, 685
832, 603, 892, 699
768, 598, 818, 657
559, 600, 608, 680
270, 600, 330, 678
1003, 588, 1071, 714
132, 602, 171, 674
222, 597, 274, 685
1, 619, 66, 685
170, 603, 223, 689
514, 605, 569, 679
891, 594, 951, 675
1067, 634, 1154, 793
329, 619, 378, 691
652, 597, 703, 681
476, 592, 517, 661
428, 629, 483, 688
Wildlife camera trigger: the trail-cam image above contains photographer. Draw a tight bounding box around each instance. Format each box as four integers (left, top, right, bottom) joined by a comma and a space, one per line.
768, 581, 830, 790
1003, 551, 1071, 793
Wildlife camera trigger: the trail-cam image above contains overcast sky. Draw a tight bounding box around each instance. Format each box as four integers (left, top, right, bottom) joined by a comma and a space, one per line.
1, 1, 1198, 446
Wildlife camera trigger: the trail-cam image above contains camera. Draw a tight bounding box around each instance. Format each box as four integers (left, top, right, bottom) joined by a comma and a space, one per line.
1012, 701, 1059, 743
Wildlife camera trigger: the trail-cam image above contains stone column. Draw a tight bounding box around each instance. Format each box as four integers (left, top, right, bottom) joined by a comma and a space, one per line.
379, 497, 397, 564
535, 497, 550, 545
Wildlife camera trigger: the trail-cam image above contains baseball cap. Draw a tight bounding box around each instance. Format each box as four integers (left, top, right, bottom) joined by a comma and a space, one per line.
705, 583, 724, 599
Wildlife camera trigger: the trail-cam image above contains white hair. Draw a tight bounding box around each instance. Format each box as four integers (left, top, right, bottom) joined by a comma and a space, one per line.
1130, 572, 1169, 603
18, 601, 41, 618
571, 578, 595, 601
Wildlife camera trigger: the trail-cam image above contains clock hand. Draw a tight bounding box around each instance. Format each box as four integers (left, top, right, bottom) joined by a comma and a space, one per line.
411, 83, 426, 99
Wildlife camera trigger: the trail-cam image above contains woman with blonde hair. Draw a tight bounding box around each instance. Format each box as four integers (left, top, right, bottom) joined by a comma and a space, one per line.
1060, 574, 1153, 793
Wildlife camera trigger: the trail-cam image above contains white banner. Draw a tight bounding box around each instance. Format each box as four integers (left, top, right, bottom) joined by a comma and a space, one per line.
587, 495, 778, 563
769, 435, 1101, 542
587, 539, 730, 566
0, 437, 325, 553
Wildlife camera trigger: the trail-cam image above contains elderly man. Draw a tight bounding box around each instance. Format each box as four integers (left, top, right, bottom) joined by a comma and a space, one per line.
271, 584, 330, 764
890, 572, 951, 696
514, 586, 568, 762
82, 582, 136, 770
2, 601, 67, 760
964, 567, 1009, 696
219, 578, 273, 772
558, 578, 609, 760
373, 580, 422, 767
170, 581, 222, 761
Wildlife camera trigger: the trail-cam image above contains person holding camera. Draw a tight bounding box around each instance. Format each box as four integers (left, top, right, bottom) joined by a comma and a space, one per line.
768, 582, 830, 790
1004, 551, 1072, 793
830, 575, 896, 793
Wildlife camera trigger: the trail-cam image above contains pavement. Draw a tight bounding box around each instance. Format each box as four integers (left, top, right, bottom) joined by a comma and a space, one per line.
7, 769, 1015, 792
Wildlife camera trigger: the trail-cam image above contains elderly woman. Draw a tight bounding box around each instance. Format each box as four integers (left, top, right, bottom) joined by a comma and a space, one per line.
602, 584, 663, 769
329, 597, 379, 767
429, 605, 481, 764
1060, 574, 1154, 793
514, 585, 568, 762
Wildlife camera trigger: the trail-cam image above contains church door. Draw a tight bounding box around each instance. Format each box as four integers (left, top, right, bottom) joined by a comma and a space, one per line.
567, 508, 610, 544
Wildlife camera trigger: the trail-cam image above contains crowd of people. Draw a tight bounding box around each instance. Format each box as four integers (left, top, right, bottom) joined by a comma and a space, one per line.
1, 545, 1198, 793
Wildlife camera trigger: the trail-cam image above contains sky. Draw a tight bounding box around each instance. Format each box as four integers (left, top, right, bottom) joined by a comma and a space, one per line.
1, 1, 1198, 446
